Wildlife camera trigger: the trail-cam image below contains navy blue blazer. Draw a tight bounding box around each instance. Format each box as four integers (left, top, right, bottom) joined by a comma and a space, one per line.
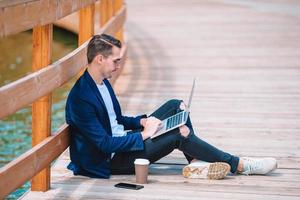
65, 70, 145, 178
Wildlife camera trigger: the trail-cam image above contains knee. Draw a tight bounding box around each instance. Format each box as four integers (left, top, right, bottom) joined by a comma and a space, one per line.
179, 125, 190, 138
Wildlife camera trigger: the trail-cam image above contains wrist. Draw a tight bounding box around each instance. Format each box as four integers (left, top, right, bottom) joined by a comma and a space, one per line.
140, 118, 146, 127
141, 131, 149, 140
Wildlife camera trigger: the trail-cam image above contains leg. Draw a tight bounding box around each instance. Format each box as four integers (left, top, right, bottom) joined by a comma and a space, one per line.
142, 115, 240, 173
111, 99, 239, 174
111, 99, 191, 174
181, 118, 277, 176
111, 127, 192, 174
149, 99, 194, 163
179, 126, 239, 173
152, 100, 239, 172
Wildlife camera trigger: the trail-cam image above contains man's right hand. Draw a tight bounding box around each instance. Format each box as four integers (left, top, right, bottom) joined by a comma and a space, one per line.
141, 116, 162, 140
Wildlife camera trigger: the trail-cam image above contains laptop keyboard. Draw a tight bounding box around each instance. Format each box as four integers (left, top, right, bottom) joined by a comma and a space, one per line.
166, 111, 186, 130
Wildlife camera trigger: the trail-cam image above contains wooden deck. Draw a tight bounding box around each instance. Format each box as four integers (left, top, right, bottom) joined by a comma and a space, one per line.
22, 0, 300, 199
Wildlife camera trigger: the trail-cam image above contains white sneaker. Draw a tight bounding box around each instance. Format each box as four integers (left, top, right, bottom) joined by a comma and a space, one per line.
239, 157, 277, 175
182, 161, 231, 180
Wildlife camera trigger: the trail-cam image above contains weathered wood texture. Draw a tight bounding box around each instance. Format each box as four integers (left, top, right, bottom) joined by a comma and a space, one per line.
22, 0, 300, 199
0, 6, 126, 120
0, 0, 99, 37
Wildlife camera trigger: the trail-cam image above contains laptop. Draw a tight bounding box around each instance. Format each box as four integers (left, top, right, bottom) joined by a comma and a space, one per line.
151, 79, 195, 139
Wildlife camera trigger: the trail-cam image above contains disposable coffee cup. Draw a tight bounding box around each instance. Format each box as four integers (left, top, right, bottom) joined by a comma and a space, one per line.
134, 158, 150, 184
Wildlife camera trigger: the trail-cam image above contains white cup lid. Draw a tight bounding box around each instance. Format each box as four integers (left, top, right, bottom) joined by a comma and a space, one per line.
134, 158, 150, 165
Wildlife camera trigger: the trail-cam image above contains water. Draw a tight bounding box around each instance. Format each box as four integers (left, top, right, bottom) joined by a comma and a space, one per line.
0, 27, 78, 199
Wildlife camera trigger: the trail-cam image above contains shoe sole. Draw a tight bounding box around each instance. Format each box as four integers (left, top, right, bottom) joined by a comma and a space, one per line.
183, 162, 231, 180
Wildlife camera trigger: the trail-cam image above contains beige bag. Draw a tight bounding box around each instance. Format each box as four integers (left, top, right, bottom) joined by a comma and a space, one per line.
182, 161, 230, 180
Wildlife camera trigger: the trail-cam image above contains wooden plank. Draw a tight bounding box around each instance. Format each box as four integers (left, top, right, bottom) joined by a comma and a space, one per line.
22, 159, 300, 199
21, 192, 300, 200
0, 124, 69, 199
45, 180, 300, 196
0, 0, 99, 37
0, 6, 126, 120
0, 0, 34, 8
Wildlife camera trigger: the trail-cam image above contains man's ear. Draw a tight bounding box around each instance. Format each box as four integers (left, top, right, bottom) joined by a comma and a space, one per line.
95, 54, 104, 64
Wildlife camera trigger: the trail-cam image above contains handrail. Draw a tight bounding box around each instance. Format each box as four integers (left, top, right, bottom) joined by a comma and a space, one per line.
0, 124, 70, 198
0, 6, 126, 120
0, 44, 126, 197
0, 0, 126, 198
0, 0, 98, 37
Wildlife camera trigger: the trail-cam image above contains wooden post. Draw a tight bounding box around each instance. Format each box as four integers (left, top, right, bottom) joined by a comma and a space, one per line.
78, 4, 95, 76
107, 0, 114, 19
79, 4, 95, 45
31, 24, 53, 191
114, 0, 124, 42
100, 0, 108, 26
114, 0, 123, 10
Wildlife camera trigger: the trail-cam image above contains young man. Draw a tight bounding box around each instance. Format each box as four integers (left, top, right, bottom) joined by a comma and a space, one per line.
65, 34, 277, 179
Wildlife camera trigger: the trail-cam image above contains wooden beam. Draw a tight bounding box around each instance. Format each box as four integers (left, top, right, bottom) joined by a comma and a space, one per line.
0, 124, 70, 199
0, 0, 99, 37
0, 6, 126, 120
31, 24, 53, 191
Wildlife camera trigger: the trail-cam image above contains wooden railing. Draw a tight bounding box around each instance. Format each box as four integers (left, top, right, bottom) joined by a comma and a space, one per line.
0, 0, 127, 198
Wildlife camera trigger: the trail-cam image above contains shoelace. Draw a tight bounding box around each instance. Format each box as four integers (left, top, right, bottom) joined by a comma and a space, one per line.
242, 158, 263, 175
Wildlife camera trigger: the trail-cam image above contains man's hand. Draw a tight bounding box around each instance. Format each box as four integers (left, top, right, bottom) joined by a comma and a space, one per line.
180, 101, 187, 111
140, 118, 147, 127
141, 117, 161, 140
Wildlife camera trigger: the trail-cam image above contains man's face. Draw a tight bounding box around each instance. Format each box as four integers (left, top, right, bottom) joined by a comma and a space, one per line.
101, 46, 121, 79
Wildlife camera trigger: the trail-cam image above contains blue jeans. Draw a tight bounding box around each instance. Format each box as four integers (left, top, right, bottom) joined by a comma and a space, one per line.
111, 99, 239, 174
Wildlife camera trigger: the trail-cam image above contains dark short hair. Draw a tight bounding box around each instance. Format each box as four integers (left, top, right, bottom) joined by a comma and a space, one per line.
87, 34, 122, 64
